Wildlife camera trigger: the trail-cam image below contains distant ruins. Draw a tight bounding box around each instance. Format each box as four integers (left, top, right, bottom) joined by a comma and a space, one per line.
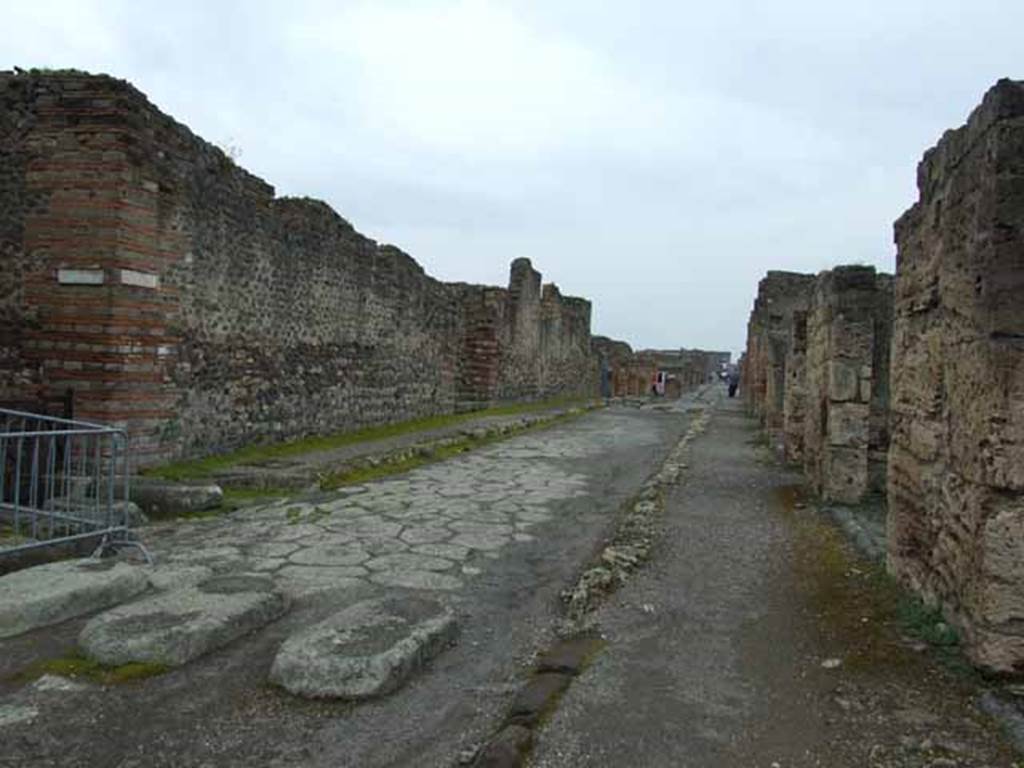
742, 79, 1024, 674
592, 339, 729, 398
0, 70, 719, 467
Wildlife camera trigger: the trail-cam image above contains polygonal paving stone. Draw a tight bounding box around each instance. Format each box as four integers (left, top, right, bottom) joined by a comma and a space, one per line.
269, 595, 456, 699
289, 543, 370, 567
462, 509, 514, 524
79, 574, 288, 667
364, 553, 454, 572
448, 520, 514, 535
249, 558, 287, 573
274, 566, 368, 600
399, 526, 452, 545
369, 571, 463, 591
270, 524, 325, 542
451, 532, 510, 551
515, 510, 554, 524
247, 542, 303, 559
411, 543, 471, 561
0, 559, 150, 639
348, 518, 402, 539
165, 546, 243, 568
360, 537, 409, 556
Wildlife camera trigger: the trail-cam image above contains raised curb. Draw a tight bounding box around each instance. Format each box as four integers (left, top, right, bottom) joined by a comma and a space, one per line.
0, 558, 150, 638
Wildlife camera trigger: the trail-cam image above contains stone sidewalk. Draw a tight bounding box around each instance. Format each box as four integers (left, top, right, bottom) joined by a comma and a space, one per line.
531, 396, 1018, 767
198, 402, 596, 491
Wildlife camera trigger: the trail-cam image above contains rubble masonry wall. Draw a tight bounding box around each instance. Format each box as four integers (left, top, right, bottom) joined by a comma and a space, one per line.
888, 78, 1024, 673
0, 71, 598, 466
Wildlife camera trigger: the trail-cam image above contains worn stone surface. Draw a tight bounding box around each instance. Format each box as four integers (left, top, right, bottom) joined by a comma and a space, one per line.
505, 672, 573, 727
471, 725, 533, 768
802, 266, 893, 503
79, 574, 288, 666
782, 310, 809, 463
535, 635, 604, 676
888, 78, 1024, 674
125, 478, 223, 518
0, 70, 597, 467
269, 595, 456, 699
141, 424, 608, 603
742, 271, 815, 448
0, 558, 150, 638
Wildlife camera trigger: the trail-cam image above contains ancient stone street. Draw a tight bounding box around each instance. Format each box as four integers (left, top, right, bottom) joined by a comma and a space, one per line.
2, 392, 1019, 767
3, 55, 1024, 768
0, 401, 691, 767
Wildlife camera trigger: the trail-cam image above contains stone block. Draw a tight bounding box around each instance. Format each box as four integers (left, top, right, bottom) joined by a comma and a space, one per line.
826, 402, 870, 447
0, 559, 150, 638
821, 446, 868, 504
827, 360, 861, 402
269, 595, 456, 699
79, 574, 288, 666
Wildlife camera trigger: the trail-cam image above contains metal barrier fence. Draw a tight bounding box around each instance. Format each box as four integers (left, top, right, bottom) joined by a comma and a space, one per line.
0, 407, 143, 559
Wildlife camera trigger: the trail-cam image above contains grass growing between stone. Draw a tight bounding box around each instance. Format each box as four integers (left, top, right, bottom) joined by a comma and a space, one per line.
775, 485, 976, 679
16, 653, 169, 685
318, 410, 583, 490
144, 396, 591, 483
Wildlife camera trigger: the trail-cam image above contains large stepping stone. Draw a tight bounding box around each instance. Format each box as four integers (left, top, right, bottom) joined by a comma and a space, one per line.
0, 559, 150, 638
79, 574, 288, 666
269, 595, 456, 699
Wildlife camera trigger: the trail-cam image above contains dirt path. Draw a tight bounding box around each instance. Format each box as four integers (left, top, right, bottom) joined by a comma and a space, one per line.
532, 394, 1018, 767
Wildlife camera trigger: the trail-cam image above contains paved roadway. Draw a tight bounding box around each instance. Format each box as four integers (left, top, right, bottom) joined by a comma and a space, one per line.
0, 401, 689, 767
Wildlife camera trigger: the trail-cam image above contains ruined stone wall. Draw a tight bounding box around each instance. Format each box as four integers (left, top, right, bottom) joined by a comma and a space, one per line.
742, 272, 815, 446
888, 79, 1024, 673
782, 311, 809, 464
801, 266, 893, 503
0, 71, 598, 465
455, 263, 596, 407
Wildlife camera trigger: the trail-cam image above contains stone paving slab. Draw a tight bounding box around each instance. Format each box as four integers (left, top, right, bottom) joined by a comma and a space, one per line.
79, 574, 288, 666
269, 595, 457, 699
140, 426, 608, 604
0, 558, 150, 639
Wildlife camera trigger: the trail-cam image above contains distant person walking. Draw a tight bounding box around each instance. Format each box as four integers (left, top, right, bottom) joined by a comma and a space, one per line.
727, 370, 739, 398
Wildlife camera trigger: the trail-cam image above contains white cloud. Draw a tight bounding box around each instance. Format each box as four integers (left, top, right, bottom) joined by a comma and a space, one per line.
287, 0, 678, 155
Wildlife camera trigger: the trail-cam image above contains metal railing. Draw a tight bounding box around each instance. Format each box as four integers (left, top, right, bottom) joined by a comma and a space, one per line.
0, 407, 145, 559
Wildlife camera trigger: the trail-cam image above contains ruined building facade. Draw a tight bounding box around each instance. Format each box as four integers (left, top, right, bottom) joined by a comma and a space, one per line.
802, 267, 893, 504
888, 79, 1024, 674
742, 271, 815, 450
591, 338, 730, 399
742, 79, 1024, 674
0, 72, 597, 466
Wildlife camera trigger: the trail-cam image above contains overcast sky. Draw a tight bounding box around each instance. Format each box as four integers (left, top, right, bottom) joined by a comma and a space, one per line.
7, 1, 1023, 355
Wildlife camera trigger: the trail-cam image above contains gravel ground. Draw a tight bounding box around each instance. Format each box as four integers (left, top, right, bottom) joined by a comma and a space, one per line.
531, 392, 1019, 768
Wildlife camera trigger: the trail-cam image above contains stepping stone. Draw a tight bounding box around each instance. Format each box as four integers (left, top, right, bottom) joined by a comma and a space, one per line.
269, 595, 457, 699
0, 559, 150, 639
79, 574, 288, 666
